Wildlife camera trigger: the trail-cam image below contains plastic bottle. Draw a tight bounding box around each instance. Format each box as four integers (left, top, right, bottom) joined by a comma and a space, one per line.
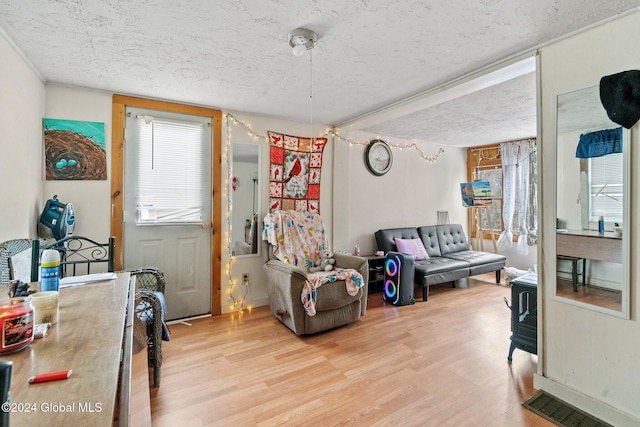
40, 249, 60, 292
598, 216, 605, 235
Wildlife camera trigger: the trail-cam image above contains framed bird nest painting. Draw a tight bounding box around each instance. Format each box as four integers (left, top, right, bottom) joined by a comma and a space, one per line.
43, 118, 107, 180
267, 131, 327, 213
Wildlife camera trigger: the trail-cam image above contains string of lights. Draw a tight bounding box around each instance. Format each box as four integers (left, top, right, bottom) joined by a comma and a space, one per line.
226, 113, 446, 163
226, 113, 269, 142
223, 112, 445, 312
470, 138, 536, 166
225, 115, 250, 312
323, 130, 445, 163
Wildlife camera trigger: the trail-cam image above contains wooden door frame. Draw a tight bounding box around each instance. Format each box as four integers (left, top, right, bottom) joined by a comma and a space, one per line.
110, 95, 222, 315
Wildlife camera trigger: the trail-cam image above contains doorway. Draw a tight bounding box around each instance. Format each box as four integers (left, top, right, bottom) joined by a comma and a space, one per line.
124, 107, 211, 319
110, 95, 222, 317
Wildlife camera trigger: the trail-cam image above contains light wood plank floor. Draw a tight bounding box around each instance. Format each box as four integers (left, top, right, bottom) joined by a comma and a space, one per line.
150, 273, 553, 426
556, 278, 621, 311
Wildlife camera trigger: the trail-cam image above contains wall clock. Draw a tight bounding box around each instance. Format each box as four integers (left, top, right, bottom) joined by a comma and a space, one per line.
364, 139, 393, 176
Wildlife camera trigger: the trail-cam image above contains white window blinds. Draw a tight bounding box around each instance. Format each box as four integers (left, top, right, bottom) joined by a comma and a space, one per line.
135, 117, 205, 223
589, 153, 623, 223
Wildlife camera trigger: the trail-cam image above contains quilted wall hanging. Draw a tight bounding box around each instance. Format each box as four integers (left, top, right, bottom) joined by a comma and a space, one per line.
268, 131, 327, 213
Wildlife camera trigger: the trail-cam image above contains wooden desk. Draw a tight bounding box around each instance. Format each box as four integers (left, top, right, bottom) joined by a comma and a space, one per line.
1, 272, 135, 426
556, 229, 622, 263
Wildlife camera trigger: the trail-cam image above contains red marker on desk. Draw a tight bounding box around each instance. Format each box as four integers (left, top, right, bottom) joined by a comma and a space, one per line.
28, 370, 72, 384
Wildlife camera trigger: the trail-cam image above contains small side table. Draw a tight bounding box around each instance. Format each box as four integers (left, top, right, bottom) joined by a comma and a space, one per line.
364, 255, 385, 293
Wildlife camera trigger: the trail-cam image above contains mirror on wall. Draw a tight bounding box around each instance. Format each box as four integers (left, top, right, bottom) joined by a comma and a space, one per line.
555, 84, 630, 317
231, 142, 260, 257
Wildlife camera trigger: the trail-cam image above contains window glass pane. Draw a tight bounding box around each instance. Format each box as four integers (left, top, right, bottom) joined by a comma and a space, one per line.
477, 168, 502, 231
589, 153, 623, 223
135, 118, 205, 224
478, 168, 502, 198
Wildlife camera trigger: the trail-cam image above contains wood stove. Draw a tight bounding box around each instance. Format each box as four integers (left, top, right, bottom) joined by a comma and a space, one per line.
507, 273, 537, 361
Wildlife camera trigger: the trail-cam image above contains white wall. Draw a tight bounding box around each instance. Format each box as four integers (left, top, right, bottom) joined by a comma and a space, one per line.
222, 112, 331, 313
0, 32, 45, 242
332, 130, 468, 255
538, 11, 640, 424
42, 85, 113, 241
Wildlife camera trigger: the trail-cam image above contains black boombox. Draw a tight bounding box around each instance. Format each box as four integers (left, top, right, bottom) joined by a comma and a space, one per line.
383, 251, 415, 306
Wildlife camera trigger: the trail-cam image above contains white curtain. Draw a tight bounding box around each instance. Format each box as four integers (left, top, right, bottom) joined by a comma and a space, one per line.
497, 140, 532, 255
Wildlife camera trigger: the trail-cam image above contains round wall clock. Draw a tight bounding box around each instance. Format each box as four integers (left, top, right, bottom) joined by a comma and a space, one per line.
364, 139, 393, 176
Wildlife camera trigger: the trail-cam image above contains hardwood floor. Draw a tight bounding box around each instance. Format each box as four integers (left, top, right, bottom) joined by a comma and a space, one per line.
150, 273, 553, 426
556, 278, 621, 311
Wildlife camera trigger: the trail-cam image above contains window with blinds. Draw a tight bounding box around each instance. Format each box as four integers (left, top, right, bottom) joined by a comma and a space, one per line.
589, 152, 623, 224
135, 117, 205, 224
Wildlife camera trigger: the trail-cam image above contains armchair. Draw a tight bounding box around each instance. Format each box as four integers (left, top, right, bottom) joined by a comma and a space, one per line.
128, 267, 169, 387
263, 210, 368, 335
0, 238, 42, 284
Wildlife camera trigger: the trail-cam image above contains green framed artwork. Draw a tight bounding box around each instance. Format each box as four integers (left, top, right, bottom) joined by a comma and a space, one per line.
43, 118, 106, 180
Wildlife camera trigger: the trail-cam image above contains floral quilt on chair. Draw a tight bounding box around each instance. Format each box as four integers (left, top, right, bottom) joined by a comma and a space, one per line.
263, 210, 364, 316
302, 270, 364, 316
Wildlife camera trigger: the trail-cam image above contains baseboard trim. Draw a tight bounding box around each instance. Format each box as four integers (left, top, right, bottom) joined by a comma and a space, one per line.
167, 313, 211, 325
250, 295, 270, 308
533, 374, 640, 426
219, 295, 271, 314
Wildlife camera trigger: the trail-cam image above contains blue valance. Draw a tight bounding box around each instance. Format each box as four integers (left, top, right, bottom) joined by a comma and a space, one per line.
576, 127, 622, 158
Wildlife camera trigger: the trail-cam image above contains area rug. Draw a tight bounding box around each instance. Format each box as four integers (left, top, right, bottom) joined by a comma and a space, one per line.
267, 131, 327, 214
523, 391, 613, 426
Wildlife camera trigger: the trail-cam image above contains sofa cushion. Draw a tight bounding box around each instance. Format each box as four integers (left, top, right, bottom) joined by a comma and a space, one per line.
414, 258, 469, 286
435, 224, 470, 255
395, 238, 429, 260
443, 250, 506, 275
416, 226, 442, 257
375, 227, 420, 253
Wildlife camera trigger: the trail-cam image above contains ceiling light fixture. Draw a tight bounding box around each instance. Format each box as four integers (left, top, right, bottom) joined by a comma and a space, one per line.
288, 28, 317, 56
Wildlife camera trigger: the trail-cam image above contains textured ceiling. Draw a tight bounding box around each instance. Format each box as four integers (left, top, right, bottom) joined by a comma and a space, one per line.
362, 72, 537, 147
1, 1, 639, 147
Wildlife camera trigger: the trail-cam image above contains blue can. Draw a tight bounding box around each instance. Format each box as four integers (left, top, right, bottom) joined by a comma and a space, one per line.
598, 216, 605, 235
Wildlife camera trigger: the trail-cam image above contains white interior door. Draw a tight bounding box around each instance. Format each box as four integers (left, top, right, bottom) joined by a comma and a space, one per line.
123, 107, 212, 320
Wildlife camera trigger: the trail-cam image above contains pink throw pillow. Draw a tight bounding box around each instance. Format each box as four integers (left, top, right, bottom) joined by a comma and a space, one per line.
394, 238, 429, 260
